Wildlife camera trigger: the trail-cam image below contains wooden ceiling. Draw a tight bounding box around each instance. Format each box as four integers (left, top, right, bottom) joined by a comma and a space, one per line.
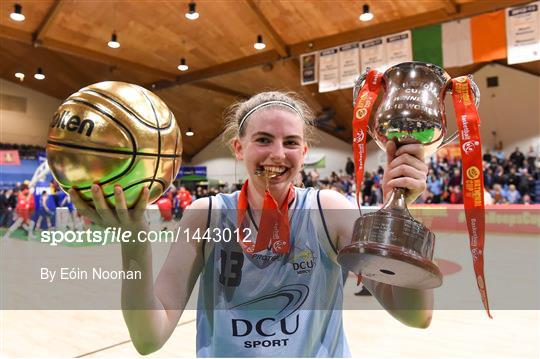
1, 0, 538, 161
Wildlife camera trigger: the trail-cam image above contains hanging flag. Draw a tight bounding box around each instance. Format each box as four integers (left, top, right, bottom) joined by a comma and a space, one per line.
360, 37, 387, 74
339, 43, 360, 89
385, 30, 413, 69
318, 48, 340, 93
506, 1, 540, 64
412, 24, 443, 66
442, 19, 473, 67
471, 10, 507, 62
301, 52, 318, 85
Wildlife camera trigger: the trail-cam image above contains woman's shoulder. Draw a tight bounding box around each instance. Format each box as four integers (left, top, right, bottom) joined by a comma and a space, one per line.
311, 188, 357, 210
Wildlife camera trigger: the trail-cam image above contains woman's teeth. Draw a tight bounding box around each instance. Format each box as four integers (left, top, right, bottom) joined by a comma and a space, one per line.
256, 166, 288, 178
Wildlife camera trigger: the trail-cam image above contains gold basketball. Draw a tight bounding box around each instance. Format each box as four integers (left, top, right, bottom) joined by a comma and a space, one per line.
46, 81, 182, 208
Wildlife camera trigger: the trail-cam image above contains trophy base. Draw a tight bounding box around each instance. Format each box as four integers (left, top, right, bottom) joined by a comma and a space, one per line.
338, 242, 442, 289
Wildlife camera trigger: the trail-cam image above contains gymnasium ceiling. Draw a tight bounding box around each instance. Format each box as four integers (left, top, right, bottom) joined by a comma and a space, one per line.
1, 0, 539, 161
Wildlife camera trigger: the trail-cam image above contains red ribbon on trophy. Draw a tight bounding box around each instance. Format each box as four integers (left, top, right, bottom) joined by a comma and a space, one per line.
451, 76, 491, 318
352, 69, 383, 285
352, 69, 383, 207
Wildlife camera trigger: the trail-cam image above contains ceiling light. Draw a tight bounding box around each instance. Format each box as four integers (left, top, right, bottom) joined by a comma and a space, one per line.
10, 4, 25, 22
186, 127, 194, 137
359, 4, 374, 22
185, 2, 199, 20
108, 32, 120, 48
14, 72, 25, 81
254, 35, 266, 50
34, 68, 45, 80
177, 58, 189, 71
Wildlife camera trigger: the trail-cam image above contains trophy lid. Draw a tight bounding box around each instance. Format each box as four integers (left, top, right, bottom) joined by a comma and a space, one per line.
383, 61, 451, 86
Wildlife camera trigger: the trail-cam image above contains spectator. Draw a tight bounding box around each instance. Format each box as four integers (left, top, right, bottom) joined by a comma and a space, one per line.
505, 184, 521, 204
345, 157, 354, 177
509, 147, 525, 168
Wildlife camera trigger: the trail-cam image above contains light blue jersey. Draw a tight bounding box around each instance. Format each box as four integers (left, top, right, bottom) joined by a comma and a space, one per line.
196, 187, 350, 357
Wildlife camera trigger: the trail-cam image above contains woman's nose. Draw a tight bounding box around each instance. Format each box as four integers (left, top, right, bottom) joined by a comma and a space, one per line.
269, 143, 286, 161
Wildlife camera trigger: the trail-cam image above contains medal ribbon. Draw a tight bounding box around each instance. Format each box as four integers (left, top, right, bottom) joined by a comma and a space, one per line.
237, 180, 295, 255
352, 69, 384, 207
451, 76, 491, 318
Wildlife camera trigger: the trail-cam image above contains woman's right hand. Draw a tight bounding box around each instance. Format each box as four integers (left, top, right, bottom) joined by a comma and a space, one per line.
69, 184, 150, 232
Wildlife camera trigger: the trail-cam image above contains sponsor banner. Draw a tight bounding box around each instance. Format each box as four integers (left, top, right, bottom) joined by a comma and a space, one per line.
360, 37, 387, 73
385, 30, 413, 68
300, 52, 318, 85
318, 48, 340, 93
409, 204, 540, 234
0, 150, 21, 165
339, 43, 360, 89
506, 1, 540, 64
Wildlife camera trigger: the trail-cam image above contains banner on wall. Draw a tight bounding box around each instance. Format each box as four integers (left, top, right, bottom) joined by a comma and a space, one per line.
300, 52, 318, 85
0, 150, 21, 165
442, 19, 473, 67
318, 48, 340, 93
360, 38, 386, 73
339, 43, 360, 89
506, 1, 540, 64
385, 31, 412, 68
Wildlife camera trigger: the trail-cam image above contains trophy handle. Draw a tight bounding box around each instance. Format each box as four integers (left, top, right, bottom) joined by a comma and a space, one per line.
441, 75, 481, 148
352, 68, 370, 106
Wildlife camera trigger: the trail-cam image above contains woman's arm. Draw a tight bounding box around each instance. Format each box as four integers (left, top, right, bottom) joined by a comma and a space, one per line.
70, 186, 208, 354
320, 142, 434, 329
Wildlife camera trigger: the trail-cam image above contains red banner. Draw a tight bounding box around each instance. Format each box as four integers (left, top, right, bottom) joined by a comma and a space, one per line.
0, 150, 21, 165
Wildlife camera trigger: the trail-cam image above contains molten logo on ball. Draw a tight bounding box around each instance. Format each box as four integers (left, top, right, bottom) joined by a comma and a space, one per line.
50, 110, 95, 137
46, 81, 183, 208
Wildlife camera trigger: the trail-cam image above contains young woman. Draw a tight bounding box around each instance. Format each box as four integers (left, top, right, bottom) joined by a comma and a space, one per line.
70, 91, 432, 357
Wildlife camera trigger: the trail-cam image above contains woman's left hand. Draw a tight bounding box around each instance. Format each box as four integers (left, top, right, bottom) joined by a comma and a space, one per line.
381, 141, 428, 205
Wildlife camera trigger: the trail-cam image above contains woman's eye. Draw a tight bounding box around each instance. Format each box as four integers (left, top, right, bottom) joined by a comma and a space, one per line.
256, 137, 270, 144
285, 140, 300, 146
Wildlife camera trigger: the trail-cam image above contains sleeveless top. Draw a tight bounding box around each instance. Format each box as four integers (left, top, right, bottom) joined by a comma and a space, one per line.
196, 187, 350, 357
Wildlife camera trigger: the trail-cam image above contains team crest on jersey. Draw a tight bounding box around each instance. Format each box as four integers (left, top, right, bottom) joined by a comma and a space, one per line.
289, 248, 316, 274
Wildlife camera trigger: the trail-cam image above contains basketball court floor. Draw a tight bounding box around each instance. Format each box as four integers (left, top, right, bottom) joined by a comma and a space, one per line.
1, 230, 539, 358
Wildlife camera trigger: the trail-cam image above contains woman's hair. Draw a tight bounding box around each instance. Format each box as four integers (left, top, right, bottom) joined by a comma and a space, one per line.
222, 91, 316, 146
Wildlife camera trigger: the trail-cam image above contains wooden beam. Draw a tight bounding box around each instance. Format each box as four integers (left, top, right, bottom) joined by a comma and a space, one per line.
175, 50, 282, 85
0, 25, 32, 43
245, 0, 289, 58
289, 0, 531, 57
190, 81, 250, 99
33, 0, 66, 44
0, 26, 178, 81
442, 0, 460, 16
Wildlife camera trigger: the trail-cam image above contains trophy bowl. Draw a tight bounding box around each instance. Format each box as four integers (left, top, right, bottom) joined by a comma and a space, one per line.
338, 62, 479, 289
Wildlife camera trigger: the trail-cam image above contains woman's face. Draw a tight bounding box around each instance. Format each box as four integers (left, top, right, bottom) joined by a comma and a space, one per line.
233, 108, 308, 191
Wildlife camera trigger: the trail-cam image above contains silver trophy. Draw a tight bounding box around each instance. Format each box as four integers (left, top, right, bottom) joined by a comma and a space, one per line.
338, 61, 480, 289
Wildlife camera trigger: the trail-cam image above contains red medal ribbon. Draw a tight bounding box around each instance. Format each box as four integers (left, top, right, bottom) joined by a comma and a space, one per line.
352, 69, 383, 207
451, 76, 491, 318
352, 69, 383, 285
237, 180, 295, 255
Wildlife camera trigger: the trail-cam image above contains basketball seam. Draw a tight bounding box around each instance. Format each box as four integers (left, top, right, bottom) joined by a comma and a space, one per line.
47, 140, 181, 158
84, 89, 173, 131
140, 89, 161, 192
79, 178, 166, 201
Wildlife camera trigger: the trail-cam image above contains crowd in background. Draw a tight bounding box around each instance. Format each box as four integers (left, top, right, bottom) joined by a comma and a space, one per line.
1, 143, 539, 230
